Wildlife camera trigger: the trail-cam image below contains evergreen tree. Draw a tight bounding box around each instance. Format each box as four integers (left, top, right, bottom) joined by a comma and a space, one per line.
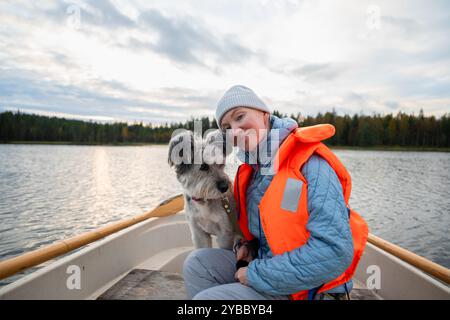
0, 109, 448, 147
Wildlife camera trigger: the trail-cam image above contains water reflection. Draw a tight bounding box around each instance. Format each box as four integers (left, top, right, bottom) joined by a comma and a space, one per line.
94, 147, 112, 195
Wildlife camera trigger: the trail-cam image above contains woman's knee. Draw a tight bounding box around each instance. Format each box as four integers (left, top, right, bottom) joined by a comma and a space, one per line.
183, 248, 215, 277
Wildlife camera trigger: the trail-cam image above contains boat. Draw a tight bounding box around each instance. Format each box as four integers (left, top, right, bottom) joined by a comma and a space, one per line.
0, 194, 449, 300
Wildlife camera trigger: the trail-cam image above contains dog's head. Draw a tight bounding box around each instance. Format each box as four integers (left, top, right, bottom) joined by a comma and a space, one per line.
168, 129, 232, 199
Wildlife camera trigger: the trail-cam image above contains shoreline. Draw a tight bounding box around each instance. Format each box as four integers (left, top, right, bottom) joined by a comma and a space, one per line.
328, 145, 450, 152
1, 141, 450, 152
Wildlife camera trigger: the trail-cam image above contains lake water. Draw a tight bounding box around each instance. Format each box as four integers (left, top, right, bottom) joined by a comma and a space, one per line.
0, 144, 449, 285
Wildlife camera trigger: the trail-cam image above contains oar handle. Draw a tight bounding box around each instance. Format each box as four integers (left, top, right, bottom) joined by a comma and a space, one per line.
0, 194, 185, 281
368, 233, 450, 285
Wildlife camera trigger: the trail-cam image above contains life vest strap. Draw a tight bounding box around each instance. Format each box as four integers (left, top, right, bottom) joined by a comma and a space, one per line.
307, 284, 324, 300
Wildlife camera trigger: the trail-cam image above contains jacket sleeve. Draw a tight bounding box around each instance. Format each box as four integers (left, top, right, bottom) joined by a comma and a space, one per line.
246, 155, 354, 295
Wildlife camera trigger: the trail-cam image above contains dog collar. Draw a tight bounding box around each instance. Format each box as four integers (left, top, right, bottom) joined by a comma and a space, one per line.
187, 195, 232, 215
190, 196, 203, 202
186, 195, 206, 204
220, 197, 232, 215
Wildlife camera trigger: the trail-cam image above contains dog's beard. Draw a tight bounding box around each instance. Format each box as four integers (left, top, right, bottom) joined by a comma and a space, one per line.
186, 184, 227, 200
181, 178, 229, 200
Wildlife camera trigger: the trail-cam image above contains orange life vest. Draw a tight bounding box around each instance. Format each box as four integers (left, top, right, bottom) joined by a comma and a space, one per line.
233, 124, 369, 300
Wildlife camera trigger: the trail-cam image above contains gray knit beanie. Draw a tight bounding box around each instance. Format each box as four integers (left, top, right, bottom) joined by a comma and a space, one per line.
215, 85, 270, 127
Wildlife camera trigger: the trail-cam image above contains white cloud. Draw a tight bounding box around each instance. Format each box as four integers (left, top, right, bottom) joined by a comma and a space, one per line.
0, 0, 449, 123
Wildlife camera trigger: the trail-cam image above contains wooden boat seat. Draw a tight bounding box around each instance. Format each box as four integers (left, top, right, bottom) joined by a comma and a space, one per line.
97, 269, 187, 300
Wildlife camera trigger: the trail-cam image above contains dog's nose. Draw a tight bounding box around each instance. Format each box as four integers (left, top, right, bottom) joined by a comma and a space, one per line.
217, 180, 229, 193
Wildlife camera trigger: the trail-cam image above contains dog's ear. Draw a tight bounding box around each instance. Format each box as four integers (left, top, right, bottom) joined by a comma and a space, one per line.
168, 130, 195, 167
204, 129, 233, 164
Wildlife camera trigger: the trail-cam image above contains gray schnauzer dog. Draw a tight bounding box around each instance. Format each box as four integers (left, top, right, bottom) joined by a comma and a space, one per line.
168, 129, 242, 249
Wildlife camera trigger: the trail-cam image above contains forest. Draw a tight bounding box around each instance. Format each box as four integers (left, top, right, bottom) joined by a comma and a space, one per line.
1, 109, 449, 148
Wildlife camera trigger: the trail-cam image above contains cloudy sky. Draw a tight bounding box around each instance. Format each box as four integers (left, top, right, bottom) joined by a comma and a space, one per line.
0, 0, 449, 124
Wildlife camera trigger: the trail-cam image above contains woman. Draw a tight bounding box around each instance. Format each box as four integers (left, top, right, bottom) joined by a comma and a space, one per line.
183, 85, 368, 300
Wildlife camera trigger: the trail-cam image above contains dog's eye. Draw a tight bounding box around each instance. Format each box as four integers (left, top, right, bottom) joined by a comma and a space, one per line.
200, 164, 209, 171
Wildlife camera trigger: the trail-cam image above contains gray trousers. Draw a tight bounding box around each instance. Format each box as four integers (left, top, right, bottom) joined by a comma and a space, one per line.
182, 248, 290, 300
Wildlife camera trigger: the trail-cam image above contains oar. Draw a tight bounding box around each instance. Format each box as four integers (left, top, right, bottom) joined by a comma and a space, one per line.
0, 194, 185, 281
367, 233, 450, 284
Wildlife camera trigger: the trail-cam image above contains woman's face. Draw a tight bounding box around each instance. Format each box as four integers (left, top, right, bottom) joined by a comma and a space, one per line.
220, 107, 269, 152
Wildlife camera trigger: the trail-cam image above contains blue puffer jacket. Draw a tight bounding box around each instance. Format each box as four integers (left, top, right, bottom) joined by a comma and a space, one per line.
238, 115, 354, 296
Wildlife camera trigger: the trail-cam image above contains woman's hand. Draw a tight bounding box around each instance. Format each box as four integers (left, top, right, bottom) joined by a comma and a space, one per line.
234, 266, 249, 286
234, 243, 252, 286
236, 244, 253, 262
